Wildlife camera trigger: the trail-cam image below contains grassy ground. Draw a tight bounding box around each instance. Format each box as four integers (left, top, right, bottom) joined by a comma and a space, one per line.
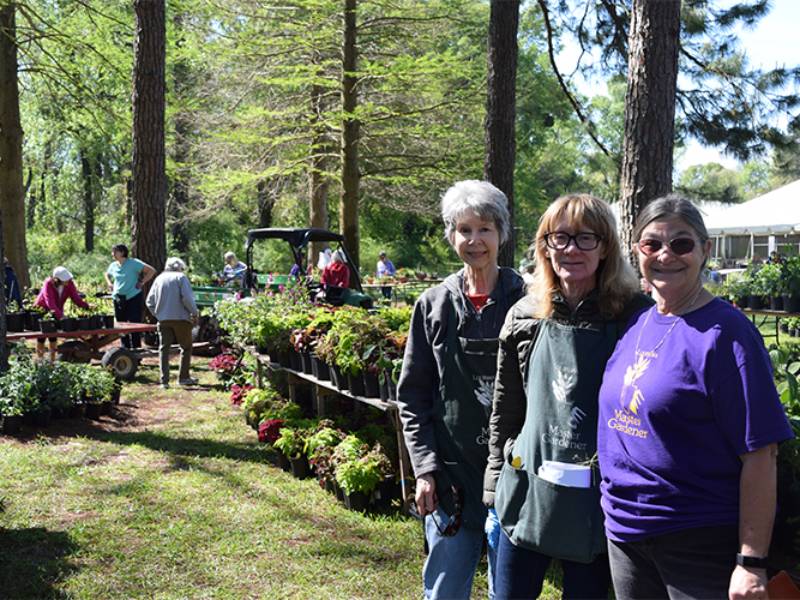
0, 357, 562, 599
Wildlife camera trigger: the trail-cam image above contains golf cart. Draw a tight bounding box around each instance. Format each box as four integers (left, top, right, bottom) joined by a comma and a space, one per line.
243, 227, 373, 309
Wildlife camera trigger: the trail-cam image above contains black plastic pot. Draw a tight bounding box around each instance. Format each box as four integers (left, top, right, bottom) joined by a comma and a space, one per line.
100, 401, 112, 416
40, 319, 58, 334
311, 357, 330, 381
76, 317, 91, 331
363, 371, 380, 398
332, 366, 348, 391
33, 408, 51, 428
277, 450, 291, 472
781, 321, 790, 333
771, 296, 784, 311
6, 312, 24, 332
747, 295, 764, 310
289, 350, 302, 371
102, 315, 115, 329
343, 491, 369, 512
300, 352, 313, 375
89, 315, 104, 330
68, 403, 86, 419
85, 403, 103, 420
289, 455, 310, 479
60, 317, 78, 332
784, 295, 800, 313
24, 311, 41, 331
379, 377, 389, 402
348, 372, 365, 397
111, 384, 122, 405
2, 415, 22, 435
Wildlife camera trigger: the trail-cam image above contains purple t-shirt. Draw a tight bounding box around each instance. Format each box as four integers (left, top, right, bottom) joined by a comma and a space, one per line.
598, 297, 793, 542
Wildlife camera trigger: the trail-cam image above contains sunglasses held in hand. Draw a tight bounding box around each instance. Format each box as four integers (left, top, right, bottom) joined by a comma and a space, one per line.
410, 485, 463, 537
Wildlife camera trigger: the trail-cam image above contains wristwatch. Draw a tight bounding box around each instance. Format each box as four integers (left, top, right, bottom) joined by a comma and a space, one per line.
736, 553, 768, 569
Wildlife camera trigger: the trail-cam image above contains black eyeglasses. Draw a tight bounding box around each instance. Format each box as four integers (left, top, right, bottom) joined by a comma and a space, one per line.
544, 231, 603, 251
637, 237, 697, 256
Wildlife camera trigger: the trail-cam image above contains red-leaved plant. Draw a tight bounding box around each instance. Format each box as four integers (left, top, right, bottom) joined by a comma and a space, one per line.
258, 418, 285, 444
230, 384, 253, 406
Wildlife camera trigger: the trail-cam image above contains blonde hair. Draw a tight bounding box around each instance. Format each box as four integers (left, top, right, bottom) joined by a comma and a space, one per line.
530, 193, 639, 319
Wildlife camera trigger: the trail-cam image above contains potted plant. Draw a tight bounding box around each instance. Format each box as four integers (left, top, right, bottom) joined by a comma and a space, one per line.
24, 302, 46, 331
0, 395, 23, 434
305, 422, 345, 486
783, 257, 800, 313
334, 443, 392, 512
6, 300, 24, 332
757, 263, 784, 310
274, 426, 312, 478
39, 314, 58, 334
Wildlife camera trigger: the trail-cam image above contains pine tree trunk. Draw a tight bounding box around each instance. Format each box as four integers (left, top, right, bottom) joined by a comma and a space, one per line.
81, 149, 95, 252
169, 10, 190, 257
484, 0, 519, 269
0, 2, 29, 290
340, 0, 360, 271
131, 0, 167, 273
309, 76, 330, 266
619, 0, 681, 259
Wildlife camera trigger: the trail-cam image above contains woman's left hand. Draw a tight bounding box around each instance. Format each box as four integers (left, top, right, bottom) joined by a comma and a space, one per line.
729, 565, 768, 600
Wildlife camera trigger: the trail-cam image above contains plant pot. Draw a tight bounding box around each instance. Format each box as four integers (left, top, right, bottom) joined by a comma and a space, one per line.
59, 317, 78, 332
363, 371, 380, 398
102, 315, 115, 329
333, 366, 349, 391
51, 406, 68, 419
335, 481, 345, 503
323, 477, 336, 495
289, 350, 302, 371
300, 352, 313, 375
275, 350, 291, 368
40, 319, 57, 334
68, 403, 86, 419
89, 315, 104, 330
771, 296, 784, 311
6, 312, 24, 332
24, 311, 41, 331
379, 377, 389, 402
255, 342, 270, 355
76, 317, 91, 331
100, 400, 112, 416
111, 384, 122, 405
343, 491, 369, 512
85, 403, 103, 420
33, 408, 51, 428
747, 295, 764, 310
277, 450, 291, 472
348, 372, 365, 396
311, 357, 330, 381
383, 369, 397, 402
784, 295, 800, 313
2, 415, 22, 435
780, 321, 790, 333
793, 328, 800, 338
289, 455, 310, 479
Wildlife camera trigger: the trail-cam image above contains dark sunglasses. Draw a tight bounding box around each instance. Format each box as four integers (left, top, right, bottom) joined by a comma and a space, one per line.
544, 231, 603, 251
409, 485, 463, 537
637, 237, 696, 256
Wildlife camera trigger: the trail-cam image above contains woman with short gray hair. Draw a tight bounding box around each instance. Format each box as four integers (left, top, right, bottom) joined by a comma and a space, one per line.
146, 258, 199, 389
397, 180, 526, 599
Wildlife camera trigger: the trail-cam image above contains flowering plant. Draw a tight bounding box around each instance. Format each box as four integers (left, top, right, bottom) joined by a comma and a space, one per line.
230, 383, 253, 406
210, 353, 238, 379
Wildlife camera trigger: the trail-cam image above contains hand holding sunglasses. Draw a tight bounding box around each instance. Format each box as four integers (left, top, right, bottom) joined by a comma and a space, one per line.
637, 236, 697, 256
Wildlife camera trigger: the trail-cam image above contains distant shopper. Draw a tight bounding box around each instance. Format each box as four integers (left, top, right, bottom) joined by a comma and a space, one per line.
4, 257, 21, 307
317, 247, 332, 271
34, 266, 91, 362
320, 250, 351, 289
146, 257, 199, 389
105, 244, 156, 349
376, 251, 397, 299
223, 251, 247, 285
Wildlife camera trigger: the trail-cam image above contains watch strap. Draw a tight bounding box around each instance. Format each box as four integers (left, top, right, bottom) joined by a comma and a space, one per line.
736, 553, 768, 569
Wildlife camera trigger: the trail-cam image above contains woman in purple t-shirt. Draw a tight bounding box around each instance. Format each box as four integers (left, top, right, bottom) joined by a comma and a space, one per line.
597, 195, 793, 600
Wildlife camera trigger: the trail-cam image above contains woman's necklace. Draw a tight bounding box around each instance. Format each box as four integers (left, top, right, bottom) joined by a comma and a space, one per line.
634, 285, 704, 359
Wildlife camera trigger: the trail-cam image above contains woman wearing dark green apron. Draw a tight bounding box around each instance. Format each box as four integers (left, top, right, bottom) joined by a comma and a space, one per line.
483, 194, 650, 599
397, 180, 526, 600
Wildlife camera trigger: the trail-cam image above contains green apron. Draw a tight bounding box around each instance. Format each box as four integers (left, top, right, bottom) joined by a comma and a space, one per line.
433, 302, 501, 530
495, 318, 618, 563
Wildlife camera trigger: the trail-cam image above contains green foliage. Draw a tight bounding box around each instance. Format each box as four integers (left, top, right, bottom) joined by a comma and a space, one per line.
335, 444, 393, 495
273, 427, 310, 460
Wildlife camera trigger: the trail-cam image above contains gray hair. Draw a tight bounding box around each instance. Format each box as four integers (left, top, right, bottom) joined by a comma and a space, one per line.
633, 194, 709, 242
331, 250, 345, 264
165, 257, 187, 272
224, 251, 236, 261
441, 180, 511, 245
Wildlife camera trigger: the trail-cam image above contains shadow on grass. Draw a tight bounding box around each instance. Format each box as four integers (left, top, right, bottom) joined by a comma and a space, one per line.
81, 428, 269, 465
0, 527, 77, 599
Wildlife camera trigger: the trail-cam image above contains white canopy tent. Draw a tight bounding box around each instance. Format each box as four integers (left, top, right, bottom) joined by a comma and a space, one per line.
704, 179, 800, 262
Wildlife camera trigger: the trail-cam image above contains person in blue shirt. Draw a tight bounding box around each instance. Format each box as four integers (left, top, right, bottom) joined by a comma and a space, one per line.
4, 257, 22, 307
104, 244, 156, 349
222, 251, 247, 286
376, 251, 397, 299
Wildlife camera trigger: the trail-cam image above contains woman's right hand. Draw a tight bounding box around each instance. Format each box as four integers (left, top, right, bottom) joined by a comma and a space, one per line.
415, 473, 437, 517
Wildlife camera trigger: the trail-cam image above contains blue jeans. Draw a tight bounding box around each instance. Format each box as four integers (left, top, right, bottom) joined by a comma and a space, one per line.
494, 529, 610, 599
423, 506, 499, 600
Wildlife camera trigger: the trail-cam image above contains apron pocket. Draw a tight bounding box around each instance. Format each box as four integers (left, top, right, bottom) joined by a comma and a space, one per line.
496, 466, 605, 564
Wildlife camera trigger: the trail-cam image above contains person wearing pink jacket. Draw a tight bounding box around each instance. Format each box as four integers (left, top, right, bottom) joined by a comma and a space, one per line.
34, 266, 90, 361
